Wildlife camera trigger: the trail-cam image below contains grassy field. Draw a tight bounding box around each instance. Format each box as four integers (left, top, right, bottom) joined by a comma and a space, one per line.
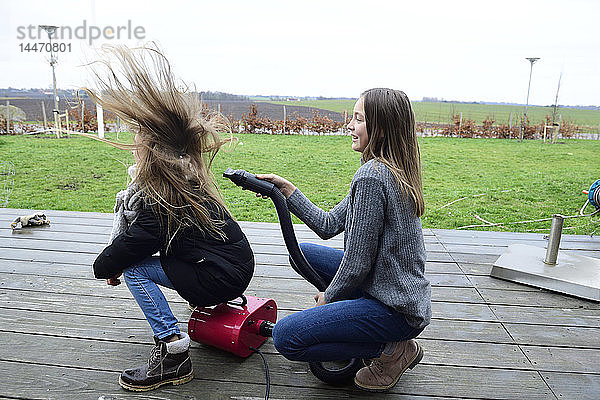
1, 133, 599, 235
266, 99, 600, 130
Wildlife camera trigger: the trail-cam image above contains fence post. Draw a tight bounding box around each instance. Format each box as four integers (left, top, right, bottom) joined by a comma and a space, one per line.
41, 102, 48, 131
97, 103, 104, 139
458, 112, 463, 135
283, 105, 286, 134
65, 109, 70, 138
6, 100, 9, 134
116, 116, 121, 141
81, 101, 85, 132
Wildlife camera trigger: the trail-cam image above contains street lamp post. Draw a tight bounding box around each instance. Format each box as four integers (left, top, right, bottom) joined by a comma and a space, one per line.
521, 57, 540, 141
39, 25, 60, 138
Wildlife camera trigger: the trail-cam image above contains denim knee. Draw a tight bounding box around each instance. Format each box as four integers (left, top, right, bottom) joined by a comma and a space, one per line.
272, 315, 306, 361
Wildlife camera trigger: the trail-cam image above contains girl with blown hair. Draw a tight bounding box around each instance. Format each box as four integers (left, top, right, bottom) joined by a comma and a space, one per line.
90, 44, 254, 391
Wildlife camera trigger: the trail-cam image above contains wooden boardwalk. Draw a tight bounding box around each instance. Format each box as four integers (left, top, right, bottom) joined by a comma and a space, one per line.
1, 207, 599, 400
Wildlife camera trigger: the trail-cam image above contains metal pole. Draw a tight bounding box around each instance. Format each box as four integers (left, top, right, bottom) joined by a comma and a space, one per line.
521, 57, 539, 142
40, 25, 60, 138
41, 101, 48, 130
544, 214, 564, 265
6, 100, 9, 133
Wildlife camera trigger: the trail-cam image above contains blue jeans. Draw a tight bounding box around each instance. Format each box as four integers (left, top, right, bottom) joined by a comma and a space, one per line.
272, 243, 423, 362
124, 256, 181, 340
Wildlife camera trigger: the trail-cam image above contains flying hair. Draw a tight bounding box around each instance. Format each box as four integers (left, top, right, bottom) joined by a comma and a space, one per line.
82, 43, 235, 246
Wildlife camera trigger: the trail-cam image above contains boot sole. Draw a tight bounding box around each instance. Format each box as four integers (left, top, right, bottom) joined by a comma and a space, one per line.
119, 370, 194, 392
354, 342, 424, 392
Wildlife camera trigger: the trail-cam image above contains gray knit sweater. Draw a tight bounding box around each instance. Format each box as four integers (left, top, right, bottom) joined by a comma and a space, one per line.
287, 159, 431, 329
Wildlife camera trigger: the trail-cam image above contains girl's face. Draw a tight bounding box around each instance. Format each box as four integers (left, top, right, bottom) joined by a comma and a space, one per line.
348, 97, 368, 153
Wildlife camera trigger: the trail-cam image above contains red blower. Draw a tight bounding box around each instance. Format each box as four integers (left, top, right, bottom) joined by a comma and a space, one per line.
188, 295, 277, 357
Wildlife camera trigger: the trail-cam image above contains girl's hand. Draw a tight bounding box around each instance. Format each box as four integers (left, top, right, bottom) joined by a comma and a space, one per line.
255, 174, 296, 198
314, 291, 326, 307
106, 274, 122, 286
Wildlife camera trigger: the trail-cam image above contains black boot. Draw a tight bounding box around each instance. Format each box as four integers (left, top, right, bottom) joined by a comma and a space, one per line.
119, 332, 193, 391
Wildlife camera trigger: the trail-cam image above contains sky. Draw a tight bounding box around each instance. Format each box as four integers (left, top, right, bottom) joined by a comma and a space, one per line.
1, 0, 598, 106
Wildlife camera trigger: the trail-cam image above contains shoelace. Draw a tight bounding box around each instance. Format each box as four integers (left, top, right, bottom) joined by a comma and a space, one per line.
148, 345, 162, 367
368, 359, 385, 375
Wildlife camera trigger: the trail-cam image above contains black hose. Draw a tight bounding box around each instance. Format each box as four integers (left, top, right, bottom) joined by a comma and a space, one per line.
224, 168, 327, 291
249, 346, 270, 400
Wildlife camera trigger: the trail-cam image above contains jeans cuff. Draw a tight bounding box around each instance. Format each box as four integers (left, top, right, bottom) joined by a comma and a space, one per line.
156, 326, 181, 341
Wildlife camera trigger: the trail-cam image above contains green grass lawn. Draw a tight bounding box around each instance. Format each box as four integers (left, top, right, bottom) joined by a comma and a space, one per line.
1, 133, 599, 235
266, 100, 600, 130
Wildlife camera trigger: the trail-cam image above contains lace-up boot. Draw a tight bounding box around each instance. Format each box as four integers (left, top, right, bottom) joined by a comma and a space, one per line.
354, 339, 423, 392
119, 333, 193, 391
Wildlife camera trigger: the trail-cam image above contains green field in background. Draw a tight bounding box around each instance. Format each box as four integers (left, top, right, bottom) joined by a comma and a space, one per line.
2, 133, 598, 235
266, 99, 600, 129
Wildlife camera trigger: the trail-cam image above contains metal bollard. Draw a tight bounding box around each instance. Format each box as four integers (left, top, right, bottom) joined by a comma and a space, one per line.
544, 214, 564, 265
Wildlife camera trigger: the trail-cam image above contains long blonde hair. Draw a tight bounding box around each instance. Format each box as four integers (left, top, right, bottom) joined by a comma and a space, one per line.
84, 43, 232, 245
360, 88, 425, 217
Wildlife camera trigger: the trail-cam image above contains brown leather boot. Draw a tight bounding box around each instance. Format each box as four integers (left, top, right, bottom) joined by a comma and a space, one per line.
119, 333, 193, 391
354, 339, 423, 392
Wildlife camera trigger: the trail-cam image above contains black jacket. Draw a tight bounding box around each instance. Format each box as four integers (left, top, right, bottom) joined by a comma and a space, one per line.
93, 204, 254, 307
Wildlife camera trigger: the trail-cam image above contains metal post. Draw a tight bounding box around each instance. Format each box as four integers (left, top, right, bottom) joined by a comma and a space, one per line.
6, 100, 9, 133
39, 25, 60, 138
41, 102, 48, 130
283, 105, 286, 134
521, 57, 540, 142
65, 109, 70, 138
97, 103, 104, 139
544, 214, 564, 265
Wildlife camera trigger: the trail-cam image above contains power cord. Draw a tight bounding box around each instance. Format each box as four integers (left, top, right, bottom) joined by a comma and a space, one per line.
249, 346, 270, 400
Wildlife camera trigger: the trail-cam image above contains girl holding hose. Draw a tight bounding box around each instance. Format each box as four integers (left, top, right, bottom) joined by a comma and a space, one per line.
257, 88, 431, 392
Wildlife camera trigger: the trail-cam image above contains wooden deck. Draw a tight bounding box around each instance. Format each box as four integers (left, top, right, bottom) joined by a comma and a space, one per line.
1, 207, 599, 399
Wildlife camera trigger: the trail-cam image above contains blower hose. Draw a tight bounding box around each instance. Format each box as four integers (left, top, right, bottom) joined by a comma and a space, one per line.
224, 168, 363, 385
223, 168, 327, 291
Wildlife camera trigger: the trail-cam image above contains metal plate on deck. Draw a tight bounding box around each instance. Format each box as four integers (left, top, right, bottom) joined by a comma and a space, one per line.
491, 243, 600, 301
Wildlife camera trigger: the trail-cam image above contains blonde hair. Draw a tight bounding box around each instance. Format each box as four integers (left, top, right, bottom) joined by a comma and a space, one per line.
84, 43, 233, 245
360, 88, 425, 217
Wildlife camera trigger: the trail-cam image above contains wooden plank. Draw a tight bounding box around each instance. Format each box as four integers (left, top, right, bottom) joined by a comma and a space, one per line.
425, 261, 463, 274
0, 247, 295, 266
491, 305, 600, 328
0, 326, 539, 375
478, 288, 600, 310
542, 371, 600, 400
432, 302, 497, 322
504, 323, 600, 349
426, 252, 455, 263
433, 228, 598, 243
434, 235, 600, 251
522, 345, 600, 373
469, 275, 539, 292
0, 285, 500, 328
393, 364, 554, 400
0, 306, 514, 349
0, 331, 554, 400
450, 253, 499, 264
0, 271, 485, 313
459, 263, 493, 275
419, 339, 533, 370
422, 319, 513, 344
0, 360, 363, 400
